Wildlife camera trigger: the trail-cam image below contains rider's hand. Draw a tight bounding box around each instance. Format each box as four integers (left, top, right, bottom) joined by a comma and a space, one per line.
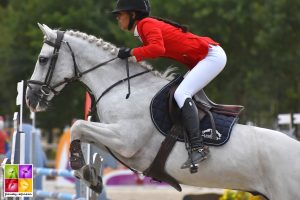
118, 47, 132, 59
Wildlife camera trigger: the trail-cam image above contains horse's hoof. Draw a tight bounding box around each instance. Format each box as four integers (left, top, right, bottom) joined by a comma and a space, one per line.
82, 165, 94, 183
82, 165, 102, 186
82, 166, 103, 193
79, 165, 103, 193
90, 176, 103, 194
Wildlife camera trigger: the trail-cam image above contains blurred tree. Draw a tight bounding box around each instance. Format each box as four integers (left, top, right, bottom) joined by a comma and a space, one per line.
0, 0, 8, 7
0, 0, 117, 129
0, 0, 299, 129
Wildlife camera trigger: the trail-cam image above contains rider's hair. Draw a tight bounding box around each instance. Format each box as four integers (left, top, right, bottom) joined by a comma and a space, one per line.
150, 16, 188, 33
135, 11, 150, 20
134, 11, 188, 33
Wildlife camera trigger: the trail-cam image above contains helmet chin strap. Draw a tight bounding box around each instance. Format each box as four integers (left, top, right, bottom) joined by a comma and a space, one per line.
127, 12, 135, 30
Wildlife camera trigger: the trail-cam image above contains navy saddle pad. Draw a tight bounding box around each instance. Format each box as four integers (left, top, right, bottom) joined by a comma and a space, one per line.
150, 75, 239, 146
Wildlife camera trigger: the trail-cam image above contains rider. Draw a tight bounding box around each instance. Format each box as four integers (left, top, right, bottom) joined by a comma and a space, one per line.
113, 0, 227, 169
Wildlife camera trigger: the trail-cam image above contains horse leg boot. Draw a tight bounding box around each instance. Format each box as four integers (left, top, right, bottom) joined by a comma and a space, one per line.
181, 98, 209, 170
70, 139, 86, 170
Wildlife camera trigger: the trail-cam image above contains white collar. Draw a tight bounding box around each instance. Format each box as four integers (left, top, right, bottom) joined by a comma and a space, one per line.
134, 25, 139, 37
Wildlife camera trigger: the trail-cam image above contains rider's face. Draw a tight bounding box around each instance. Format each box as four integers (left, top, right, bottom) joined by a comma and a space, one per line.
116, 11, 130, 30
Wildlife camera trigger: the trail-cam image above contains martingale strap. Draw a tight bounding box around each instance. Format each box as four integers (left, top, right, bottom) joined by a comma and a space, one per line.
143, 126, 182, 191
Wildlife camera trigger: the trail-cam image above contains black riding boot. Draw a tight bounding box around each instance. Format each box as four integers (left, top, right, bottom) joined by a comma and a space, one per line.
181, 98, 209, 169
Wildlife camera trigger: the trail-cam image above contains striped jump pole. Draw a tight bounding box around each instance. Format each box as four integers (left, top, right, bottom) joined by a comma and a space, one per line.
33, 168, 75, 178
34, 190, 77, 200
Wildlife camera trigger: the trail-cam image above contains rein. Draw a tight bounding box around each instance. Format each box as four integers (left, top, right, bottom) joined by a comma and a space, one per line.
28, 30, 152, 174
88, 69, 151, 117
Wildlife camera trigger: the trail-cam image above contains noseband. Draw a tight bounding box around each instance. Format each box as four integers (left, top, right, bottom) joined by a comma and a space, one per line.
27, 31, 117, 96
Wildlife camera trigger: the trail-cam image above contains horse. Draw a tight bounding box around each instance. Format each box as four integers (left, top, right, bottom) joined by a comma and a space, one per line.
26, 24, 300, 200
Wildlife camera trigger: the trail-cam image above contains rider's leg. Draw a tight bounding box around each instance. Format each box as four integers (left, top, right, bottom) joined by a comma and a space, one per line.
180, 98, 209, 168
174, 45, 226, 169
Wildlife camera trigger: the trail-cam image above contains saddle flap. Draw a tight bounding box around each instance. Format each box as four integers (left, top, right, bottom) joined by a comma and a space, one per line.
150, 75, 241, 143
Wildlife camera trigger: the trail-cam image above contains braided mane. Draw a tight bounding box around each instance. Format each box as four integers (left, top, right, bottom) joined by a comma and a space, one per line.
64, 30, 176, 80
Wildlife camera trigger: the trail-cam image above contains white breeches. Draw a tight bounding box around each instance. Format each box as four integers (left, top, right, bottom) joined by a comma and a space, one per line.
174, 45, 227, 108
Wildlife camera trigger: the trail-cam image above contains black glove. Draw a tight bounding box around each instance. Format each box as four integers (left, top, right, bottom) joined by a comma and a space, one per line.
118, 47, 132, 59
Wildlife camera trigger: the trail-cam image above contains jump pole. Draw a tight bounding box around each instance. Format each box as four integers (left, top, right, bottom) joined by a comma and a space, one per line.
79, 92, 92, 199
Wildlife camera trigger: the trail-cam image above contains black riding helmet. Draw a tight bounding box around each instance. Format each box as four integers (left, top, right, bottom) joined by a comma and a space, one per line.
113, 0, 151, 30
112, 0, 151, 15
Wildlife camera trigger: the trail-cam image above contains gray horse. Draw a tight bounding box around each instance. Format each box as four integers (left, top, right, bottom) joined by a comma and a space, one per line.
26, 24, 300, 200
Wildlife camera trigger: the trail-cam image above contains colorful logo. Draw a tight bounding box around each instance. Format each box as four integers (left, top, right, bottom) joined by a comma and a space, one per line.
4, 164, 33, 197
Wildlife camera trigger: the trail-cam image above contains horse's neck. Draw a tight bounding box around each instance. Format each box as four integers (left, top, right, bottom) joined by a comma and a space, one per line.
66, 34, 156, 100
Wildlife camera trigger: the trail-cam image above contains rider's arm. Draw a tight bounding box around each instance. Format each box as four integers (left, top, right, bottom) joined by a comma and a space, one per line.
132, 21, 165, 61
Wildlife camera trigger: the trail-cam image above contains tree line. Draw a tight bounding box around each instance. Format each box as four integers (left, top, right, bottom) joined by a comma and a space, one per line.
0, 0, 299, 129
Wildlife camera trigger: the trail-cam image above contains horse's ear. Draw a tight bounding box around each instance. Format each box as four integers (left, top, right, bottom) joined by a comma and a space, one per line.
37, 23, 56, 40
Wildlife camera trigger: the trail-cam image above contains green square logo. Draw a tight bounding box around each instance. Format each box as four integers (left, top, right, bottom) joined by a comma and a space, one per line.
4, 165, 18, 179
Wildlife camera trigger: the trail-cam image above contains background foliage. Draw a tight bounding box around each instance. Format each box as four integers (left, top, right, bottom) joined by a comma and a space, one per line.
0, 0, 299, 130
219, 190, 262, 200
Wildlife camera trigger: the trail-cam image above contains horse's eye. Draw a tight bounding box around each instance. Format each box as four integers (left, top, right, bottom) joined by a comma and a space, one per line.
39, 56, 49, 65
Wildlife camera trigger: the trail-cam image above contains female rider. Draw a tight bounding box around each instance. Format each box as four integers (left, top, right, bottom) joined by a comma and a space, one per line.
113, 0, 227, 170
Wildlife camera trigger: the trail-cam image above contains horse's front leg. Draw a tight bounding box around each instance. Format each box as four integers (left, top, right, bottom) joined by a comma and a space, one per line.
69, 119, 146, 168
69, 119, 138, 194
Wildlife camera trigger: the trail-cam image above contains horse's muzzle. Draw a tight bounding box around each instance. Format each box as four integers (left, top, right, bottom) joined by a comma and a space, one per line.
26, 87, 49, 112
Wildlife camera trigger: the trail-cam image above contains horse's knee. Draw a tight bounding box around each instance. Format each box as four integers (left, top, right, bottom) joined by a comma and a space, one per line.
120, 147, 136, 158
118, 139, 138, 158
70, 120, 86, 140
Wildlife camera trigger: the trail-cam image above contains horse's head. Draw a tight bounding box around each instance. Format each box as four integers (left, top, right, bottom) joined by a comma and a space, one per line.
26, 24, 78, 112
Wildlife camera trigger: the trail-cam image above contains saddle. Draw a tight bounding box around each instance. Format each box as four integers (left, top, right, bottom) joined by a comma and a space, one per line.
144, 75, 244, 191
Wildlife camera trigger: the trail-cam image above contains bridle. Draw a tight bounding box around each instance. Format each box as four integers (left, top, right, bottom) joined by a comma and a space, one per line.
27, 31, 118, 96
27, 30, 151, 108
27, 30, 152, 174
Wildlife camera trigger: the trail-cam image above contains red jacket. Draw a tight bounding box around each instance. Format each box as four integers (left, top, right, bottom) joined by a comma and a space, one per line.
132, 17, 219, 69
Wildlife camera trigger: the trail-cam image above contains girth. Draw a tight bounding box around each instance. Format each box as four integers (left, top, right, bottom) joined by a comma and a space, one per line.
143, 86, 182, 191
